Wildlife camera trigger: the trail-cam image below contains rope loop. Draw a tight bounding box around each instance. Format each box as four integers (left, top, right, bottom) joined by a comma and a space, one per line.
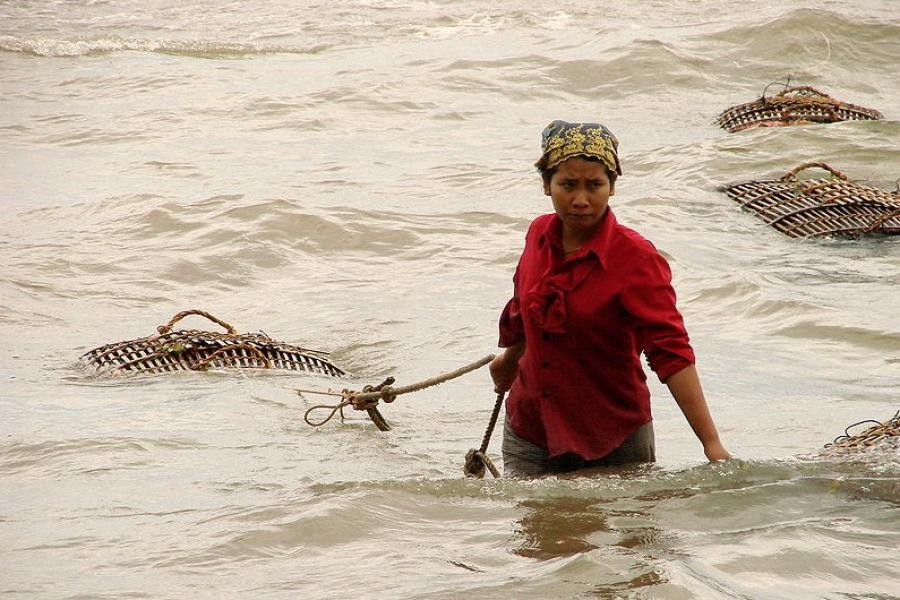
299, 356, 494, 430
760, 77, 792, 101
304, 399, 353, 428
780, 161, 849, 183
824, 411, 900, 451
156, 309, 238, 336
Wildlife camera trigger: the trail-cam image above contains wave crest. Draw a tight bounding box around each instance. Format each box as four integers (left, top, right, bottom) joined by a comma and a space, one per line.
0, 35, 329, 58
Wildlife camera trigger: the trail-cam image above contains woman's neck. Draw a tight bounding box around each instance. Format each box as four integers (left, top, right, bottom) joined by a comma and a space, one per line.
561, 227, 594, 254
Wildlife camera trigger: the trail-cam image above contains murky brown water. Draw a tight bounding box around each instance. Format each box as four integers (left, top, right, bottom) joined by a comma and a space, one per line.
1, 1, 898, 598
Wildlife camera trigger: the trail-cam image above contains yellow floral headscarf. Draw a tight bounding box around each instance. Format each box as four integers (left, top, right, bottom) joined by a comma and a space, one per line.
534, 120, 622, 176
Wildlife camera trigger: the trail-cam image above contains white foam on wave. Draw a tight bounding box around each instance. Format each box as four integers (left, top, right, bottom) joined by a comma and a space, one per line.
0, 35, 328, 58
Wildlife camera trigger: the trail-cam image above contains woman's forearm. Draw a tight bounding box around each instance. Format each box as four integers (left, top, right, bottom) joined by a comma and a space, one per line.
665, 364, 730, 461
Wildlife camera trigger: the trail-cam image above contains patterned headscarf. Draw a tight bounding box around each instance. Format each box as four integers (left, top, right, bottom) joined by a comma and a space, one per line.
534, 120, 622, 176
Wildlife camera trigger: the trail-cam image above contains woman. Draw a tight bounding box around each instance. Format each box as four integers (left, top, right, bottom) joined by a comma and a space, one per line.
490, 120, 730, 477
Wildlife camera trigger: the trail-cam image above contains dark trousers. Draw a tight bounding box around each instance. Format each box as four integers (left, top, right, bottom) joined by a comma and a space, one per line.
502, 418, 656, 478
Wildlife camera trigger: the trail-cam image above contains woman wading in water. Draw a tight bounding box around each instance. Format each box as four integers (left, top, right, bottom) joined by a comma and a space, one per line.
490, 120, 730, 477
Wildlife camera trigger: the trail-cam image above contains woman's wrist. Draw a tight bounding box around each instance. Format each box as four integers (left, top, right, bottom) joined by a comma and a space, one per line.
490, 343, 524, 392
702, 438, 731, 461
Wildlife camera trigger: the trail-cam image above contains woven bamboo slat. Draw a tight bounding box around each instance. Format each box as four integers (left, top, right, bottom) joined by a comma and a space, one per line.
823, 411, 900, 455
721, 162, 900, 238
81, 309, 345, 377
716, 85, 883, 133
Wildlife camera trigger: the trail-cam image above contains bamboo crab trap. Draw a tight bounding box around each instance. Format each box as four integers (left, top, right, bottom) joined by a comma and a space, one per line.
716, 85, 883, 133
81, 309, 345, 377
721, 162, 900, 238
823, 411, 900, 455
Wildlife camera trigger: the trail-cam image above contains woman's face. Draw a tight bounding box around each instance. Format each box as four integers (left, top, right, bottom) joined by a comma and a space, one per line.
544, 157, 615, 238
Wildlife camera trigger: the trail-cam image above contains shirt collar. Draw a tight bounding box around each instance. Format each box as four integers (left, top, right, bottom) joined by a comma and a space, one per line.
538, 207, 617, 267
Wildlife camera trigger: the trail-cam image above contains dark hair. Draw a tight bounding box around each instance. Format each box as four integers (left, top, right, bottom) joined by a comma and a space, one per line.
540, 155, 618, 187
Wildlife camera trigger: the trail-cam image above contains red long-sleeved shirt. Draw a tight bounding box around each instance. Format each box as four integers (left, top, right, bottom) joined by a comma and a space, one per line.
499, 209, 695, 460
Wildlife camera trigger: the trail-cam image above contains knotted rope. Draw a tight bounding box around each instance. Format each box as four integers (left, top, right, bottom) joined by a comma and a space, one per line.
463, 391, 505, 479
824, 410, 900, 452
300, 354, 495, 431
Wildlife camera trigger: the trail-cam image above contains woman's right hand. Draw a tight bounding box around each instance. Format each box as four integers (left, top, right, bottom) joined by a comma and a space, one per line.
489, 344, 524, 393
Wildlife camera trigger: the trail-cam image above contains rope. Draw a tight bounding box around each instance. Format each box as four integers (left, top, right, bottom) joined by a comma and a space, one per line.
189, 343, 272, 370
763, 86, 843, 111
862, 205, 900, 233
300, 354, 495, 430
463, 391, 505, 479
156, 309, 237, 336
780, 161, 849, 183
825, 411, 900, 450
760, 77, 792, 101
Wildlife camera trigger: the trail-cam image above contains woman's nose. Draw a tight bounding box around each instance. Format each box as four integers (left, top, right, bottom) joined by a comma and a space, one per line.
572, 190, 589, 205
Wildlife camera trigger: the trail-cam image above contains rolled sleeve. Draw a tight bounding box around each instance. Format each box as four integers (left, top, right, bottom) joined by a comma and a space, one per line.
621, 252, 695, 381
499, 220, 542, 349
498, 268, 525, 347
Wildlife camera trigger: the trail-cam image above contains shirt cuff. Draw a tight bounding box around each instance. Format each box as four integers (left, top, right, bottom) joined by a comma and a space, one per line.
648, 351, 695, 382
498, 297, 524, 347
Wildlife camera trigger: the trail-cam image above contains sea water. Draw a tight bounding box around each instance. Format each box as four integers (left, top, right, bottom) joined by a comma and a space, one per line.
1, 1, 898, 598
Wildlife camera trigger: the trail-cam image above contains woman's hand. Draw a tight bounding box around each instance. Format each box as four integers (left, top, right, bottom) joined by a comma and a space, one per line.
703, 439, 731, 462
489, 343, 524, 393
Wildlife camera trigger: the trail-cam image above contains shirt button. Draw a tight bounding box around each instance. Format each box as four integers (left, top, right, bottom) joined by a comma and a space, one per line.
542, 361, 549, 368
542, 332, 550, 340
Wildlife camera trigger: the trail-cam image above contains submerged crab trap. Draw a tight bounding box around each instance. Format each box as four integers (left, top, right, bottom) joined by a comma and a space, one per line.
716, 85, 883, 133
823, 411, 900, 455
82, 309, 345, 377
721, 162, 900, 239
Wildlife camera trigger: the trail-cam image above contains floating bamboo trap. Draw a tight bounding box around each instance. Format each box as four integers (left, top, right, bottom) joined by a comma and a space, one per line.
823, 411, 900, 455
721, 162, 900, 239
716, 85, 883, 133
82, 309, 345, 377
